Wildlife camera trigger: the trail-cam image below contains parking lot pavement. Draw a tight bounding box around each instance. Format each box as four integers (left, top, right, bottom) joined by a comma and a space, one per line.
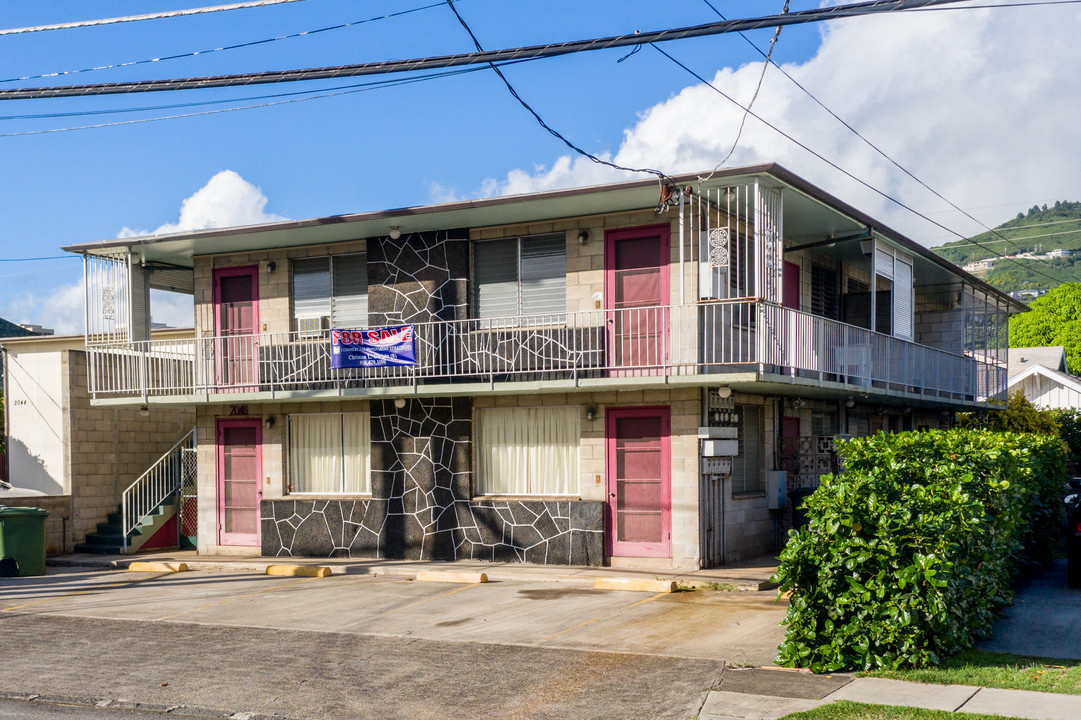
0, 567, 788, 666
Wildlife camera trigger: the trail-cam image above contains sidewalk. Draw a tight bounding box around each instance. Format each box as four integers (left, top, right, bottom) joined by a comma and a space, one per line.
701, 670, 1081, 720
46, 549, 780, 589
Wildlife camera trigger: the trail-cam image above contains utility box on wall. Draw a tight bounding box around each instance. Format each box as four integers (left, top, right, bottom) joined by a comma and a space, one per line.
766, 470, 787, 510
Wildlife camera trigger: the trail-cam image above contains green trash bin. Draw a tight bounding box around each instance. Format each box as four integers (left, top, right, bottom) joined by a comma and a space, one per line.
0, 506, 49, 577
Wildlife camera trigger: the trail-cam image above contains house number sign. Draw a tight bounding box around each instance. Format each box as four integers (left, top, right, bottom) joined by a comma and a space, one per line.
229, 405, 249, 416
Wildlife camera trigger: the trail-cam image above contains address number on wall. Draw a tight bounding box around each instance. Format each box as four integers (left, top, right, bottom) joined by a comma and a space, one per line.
229, 405, 249, 416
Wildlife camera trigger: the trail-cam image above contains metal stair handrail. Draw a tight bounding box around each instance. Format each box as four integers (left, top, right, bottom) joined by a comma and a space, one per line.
121, 427, 196, 553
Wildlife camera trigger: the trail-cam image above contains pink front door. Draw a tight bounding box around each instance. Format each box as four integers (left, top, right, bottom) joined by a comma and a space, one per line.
216, 419, 262, 546
605, 225, 670, 374
213, 265, 259, 391
606, 406, 671, 558
783, 261, 800, 310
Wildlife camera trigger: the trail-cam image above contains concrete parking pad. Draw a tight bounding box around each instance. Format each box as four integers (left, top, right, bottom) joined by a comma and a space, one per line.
0, 569, 788, 666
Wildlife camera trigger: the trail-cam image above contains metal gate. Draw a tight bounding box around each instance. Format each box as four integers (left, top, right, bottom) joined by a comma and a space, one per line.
179, 447, 198, 549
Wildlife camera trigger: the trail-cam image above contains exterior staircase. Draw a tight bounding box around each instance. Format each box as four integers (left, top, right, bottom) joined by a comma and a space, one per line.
74, 497, 177, 555
74, 428, 196, 555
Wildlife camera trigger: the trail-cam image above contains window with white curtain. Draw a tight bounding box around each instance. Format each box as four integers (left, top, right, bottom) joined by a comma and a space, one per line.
288, 412, 370, 494
474, 233, 566, 320
292, 254, 368, 330
476, 406, 579, 495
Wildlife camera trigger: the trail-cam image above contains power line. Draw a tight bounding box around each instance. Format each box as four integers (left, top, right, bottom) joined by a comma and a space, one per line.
0, 0, 973, 101
0, 255, 78, 262
0, 0, 308, 36
697, 0, 1077, 284
650, 43, 1074, 288
1, 2, 449, 86
442, 0, 666, 181
0, 60, 538, 138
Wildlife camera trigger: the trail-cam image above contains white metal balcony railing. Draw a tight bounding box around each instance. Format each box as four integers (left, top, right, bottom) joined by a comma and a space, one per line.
86, 300, 1004, 402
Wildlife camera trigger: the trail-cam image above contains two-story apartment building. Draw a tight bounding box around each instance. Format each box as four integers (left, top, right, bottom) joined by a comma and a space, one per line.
62, 164, 1019, 569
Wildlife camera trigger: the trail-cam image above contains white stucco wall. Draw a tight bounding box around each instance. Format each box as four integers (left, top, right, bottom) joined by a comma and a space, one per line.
4, 346, 68, 494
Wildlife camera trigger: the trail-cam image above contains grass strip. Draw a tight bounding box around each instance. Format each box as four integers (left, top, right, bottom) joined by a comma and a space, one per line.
779, 700, 1025, 720
860, 650, 1081, 695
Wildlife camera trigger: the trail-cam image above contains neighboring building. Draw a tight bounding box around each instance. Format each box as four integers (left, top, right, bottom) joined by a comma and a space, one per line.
60, 164, 1021, 569
0, 332, 195, 553
1007, 346, 1081, 410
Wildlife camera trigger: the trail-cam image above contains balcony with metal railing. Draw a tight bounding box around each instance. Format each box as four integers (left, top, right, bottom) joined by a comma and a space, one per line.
85, 299, 1005, 406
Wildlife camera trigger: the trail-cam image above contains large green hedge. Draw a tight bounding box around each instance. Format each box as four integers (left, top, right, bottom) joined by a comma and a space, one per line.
773, 429, 1065, 673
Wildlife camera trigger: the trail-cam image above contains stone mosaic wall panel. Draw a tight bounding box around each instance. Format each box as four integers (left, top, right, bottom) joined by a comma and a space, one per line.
261, 497, 605, 565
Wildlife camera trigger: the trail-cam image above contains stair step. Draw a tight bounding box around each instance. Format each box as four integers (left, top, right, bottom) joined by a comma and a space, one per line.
84, 532, 137, 545
73, 543, 126, 555
94, 524, 142, 538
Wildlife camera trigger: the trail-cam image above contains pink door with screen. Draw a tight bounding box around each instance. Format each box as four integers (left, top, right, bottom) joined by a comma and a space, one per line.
216, 419, 262, 546
605, 225, 669, 374
606, 406, 671, 558
213, 265, 259, 391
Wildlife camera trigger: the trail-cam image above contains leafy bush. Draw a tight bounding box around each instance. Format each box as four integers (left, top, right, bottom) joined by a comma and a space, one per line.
955, 391, 1060, 436
773, 429, 1066, 673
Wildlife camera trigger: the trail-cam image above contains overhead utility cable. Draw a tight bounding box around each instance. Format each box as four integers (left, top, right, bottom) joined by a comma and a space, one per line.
0, 0, 973, 100
0, 59, 539, 138
1, 1, 450, 86
442, 0, 665, 181
0, 0, 307, 36
702, 0, 788, 182
651, 44, 1072, 287
698, 0, 1076, 282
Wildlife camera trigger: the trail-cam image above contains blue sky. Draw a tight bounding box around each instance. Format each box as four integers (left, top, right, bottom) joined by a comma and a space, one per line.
1, 0, 1079, 332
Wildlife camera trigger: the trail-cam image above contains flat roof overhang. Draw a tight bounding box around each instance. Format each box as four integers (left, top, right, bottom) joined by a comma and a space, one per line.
60, 163, 1024, 313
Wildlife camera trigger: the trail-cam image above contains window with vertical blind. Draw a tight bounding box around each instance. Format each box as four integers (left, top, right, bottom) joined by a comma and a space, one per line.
810, 265, 839, 320
292, 254, 368, 330
475, 406, 579, 495
474, 234, 566, 320
731, 405, 763, 494
288, 412, 370, 494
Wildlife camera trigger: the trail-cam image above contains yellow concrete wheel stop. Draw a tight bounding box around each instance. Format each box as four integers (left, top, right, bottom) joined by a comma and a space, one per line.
265, 564, 331, 577
127, 561, 189, 573
416, 569, 488, 584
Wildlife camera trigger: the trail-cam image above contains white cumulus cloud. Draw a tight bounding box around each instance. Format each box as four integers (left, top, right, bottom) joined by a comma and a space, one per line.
118, 170, 287, 237
475, 3, 1081, 244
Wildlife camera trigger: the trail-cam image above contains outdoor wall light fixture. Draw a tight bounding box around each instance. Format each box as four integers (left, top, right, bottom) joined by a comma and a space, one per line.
389, 226, 402, 240
844, 397, 855, 409
716, 386, 732, 399
577, 230, 590, 244
138, 405, 150, 418
266, 260, 277, 273
586, 407, 596, 421
789, 397, 805, 410
265, 415, 276, 429
394, 397, 407, 409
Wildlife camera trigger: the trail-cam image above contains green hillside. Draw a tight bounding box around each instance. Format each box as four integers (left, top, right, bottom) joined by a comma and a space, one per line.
932, 201, 1081, 294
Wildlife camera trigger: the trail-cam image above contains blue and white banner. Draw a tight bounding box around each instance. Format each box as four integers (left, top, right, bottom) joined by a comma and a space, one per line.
331, 325, 416, 369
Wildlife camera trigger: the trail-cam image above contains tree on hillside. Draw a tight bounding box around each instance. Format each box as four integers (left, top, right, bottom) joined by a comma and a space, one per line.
1010, 282, 1081, 370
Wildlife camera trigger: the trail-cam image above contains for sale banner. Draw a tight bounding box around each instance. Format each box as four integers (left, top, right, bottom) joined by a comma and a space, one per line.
330, 325, 416, 369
